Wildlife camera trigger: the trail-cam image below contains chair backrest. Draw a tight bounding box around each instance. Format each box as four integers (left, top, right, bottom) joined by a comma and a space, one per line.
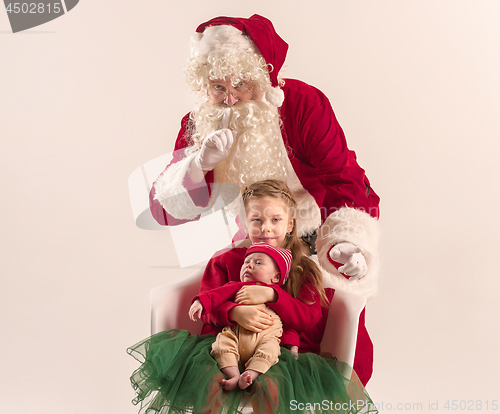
150, 270, 365, 367
150, 268, 205, 335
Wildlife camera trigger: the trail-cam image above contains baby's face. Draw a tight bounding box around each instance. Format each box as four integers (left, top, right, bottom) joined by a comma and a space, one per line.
240, 252, 280, 284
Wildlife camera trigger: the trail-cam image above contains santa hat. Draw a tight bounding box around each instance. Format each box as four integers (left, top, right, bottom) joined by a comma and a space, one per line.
245, 242, 292, 286
195, 14, 288, 107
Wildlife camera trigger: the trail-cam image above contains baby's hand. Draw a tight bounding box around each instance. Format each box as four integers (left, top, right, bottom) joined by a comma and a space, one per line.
290, 345, 299, 360
235, 285, 276, 305
189, 300, 203, 321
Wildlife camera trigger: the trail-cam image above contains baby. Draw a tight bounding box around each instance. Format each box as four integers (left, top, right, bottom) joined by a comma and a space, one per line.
189, 242, 296, 390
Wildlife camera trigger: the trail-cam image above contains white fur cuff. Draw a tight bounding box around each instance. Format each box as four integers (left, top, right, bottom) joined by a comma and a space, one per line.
153, 153, 212, 220
315, 207, 381, 300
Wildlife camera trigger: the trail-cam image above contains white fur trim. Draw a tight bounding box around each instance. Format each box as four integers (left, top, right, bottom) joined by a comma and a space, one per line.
265, 87, 285, 107
315, 207, 381, 300
281, 157, 321, 237
191, 25, 253, 62
153, 153, 212, 220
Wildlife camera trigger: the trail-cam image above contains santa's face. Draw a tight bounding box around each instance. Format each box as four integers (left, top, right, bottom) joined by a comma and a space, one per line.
207, 78, 263, 105
245, 196, 294, 247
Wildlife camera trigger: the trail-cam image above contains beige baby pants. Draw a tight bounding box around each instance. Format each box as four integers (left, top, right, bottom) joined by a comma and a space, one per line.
211, 304, 283, 374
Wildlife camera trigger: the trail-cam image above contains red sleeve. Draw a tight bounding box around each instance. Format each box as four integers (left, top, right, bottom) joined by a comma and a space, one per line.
298, 288, 334, 353
303, 103, 380, 220
281, 325, 300, 347
281, 80, 380, 220
148, 113, 215, 226
194, 282, 248, 314
267, 275, 322, 333
198, 248, 246, 328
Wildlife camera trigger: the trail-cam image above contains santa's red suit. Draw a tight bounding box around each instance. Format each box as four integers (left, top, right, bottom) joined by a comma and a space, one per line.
149, 15, 380, 385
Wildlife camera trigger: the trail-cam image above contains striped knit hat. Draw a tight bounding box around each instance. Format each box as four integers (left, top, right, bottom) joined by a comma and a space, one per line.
245, 242, 292, 286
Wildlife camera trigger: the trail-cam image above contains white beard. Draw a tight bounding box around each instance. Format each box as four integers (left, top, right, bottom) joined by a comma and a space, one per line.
189, 100, 288, 191
187, 100, 321, 237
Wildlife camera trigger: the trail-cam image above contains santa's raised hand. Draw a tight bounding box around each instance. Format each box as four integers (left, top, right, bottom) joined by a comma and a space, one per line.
194, 108, 235, 171
329, 242, 367, 280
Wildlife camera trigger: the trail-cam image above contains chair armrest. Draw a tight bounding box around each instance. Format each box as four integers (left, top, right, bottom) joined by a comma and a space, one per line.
150, 272, 365, 370
320, 288, 366, 367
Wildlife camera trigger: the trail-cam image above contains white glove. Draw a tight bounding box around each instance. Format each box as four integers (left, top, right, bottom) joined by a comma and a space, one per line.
329, 242, 367, 280
194, 108, 235, 171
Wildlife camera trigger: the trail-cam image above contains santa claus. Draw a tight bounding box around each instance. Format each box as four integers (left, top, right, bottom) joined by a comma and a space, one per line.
149, 15, 380, 385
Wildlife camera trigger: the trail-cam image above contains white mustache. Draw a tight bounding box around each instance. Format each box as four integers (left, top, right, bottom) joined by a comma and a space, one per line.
198, 100, 273, 134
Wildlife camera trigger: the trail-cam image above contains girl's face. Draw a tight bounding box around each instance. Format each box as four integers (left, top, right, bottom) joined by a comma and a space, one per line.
245, 196, 294, 247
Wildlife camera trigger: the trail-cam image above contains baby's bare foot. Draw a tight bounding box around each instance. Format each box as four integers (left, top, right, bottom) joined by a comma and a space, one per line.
221, 375, 239, 391
238, 371, 253, 389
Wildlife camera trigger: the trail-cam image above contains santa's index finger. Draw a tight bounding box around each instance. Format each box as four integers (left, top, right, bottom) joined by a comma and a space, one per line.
220, 108, 231, 129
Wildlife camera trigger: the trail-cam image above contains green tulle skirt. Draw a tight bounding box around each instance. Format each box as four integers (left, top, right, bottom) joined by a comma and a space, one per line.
127, 329, 378, 414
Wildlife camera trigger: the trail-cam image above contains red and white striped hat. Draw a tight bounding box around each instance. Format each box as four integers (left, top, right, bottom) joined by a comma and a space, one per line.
245, 242, 293, 286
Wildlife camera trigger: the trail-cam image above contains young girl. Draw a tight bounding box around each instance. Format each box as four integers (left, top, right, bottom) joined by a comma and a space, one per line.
128, 180, 377, 414
198, 180, 329, 353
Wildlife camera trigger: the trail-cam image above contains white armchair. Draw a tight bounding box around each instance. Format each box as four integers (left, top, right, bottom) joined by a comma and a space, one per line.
130, 154, 367, 365
131, 157, 369, 413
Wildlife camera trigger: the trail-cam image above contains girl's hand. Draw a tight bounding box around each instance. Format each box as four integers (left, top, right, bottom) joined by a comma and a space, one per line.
235, 285, 277, 305
290, 346, 299, 360
189, 300, 204, 321
229, 305, 274, 333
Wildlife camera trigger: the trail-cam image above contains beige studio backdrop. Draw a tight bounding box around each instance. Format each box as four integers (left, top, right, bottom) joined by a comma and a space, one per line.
1, 1, 499, 413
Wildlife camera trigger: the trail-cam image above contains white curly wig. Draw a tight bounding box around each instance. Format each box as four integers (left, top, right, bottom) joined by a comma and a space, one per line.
185, 25, 284, 106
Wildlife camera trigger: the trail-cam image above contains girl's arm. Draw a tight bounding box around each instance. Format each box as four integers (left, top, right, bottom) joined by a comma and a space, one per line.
228, 305, 274, 333
234, 284, 277, 305
234, 280, 323, 333
267, 280, 323, 333
199, 251, 239, 327
282, 326, 300, 359
281, 325, 300, 346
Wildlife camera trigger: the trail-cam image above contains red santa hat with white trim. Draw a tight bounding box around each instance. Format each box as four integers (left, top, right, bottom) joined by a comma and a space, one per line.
193, 14, 288, 107
245, 242, 293, 286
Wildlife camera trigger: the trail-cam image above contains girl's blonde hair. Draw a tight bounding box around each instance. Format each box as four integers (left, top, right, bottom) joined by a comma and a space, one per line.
242, 180, 329, 308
